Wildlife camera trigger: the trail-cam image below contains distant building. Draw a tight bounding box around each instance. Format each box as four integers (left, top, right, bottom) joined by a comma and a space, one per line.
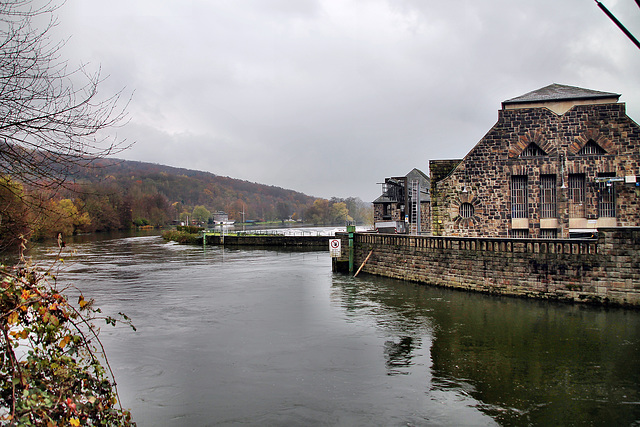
213, 211, 235, 225
430, 84, 640, 238
373, 168, 430, 234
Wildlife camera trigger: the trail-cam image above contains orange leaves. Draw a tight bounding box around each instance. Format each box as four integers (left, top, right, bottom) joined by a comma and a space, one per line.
58, 335, 72, 349
78, 295, 89, 309
7, 311, 19, 325
44, 305, 59, 325
46, 300, 69, 321
9, 328, 29, 340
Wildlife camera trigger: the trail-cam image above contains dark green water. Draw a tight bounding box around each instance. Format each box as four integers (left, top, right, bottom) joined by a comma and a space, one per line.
26, 234, 640, 426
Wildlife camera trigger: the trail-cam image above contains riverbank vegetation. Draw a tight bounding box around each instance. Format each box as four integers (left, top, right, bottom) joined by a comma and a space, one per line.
1, 254, 136, 425
0, 1, 136, 424
1, 157, 372, 248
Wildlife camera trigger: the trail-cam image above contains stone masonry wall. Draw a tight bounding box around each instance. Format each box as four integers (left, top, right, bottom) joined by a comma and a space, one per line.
429, 159, 462, 236
337, 227, 640, 307
431, 103, 640, 238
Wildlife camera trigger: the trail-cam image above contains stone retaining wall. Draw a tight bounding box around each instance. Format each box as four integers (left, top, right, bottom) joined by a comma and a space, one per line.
337, 227, 640, 307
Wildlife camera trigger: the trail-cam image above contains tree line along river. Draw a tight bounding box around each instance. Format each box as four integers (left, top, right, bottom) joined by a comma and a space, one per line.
22, 231, 640, 426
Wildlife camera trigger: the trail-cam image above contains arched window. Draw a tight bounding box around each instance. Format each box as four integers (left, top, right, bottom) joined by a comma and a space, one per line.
520, 142, 546, 157
578, 140, 606, 155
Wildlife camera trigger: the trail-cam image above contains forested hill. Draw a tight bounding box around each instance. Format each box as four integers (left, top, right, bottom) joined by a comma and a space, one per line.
89, 158, 315, 208
68, 157, 317, 225
43, 157, 372, 234
2, 152, 372, 244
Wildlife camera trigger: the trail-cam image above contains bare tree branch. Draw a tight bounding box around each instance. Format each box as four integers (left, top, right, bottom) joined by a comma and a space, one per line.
0, 0, 131, 246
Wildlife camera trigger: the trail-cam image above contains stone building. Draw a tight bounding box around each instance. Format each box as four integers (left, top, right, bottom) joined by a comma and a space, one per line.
430, 84, 640, 238
373, 168, 430, 234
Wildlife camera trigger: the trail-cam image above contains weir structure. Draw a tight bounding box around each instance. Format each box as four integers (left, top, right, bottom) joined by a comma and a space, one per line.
201, 232, 330, 248
333, 227, 640, 307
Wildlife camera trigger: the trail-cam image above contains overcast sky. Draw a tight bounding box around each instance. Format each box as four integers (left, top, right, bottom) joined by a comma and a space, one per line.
53, 0, 640, 202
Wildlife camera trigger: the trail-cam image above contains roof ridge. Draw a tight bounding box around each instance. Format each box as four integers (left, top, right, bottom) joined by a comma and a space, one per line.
503, 83, 620, 105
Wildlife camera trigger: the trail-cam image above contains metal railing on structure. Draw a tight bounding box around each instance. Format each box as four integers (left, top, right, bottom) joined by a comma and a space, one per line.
203, 228, 344, 237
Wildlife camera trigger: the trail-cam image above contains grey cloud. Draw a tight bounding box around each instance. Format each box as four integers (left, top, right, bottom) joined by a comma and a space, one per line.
54, 0, 640, 202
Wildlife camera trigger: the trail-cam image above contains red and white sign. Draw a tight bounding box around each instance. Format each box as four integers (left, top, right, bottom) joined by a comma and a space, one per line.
329, 239, 341, 257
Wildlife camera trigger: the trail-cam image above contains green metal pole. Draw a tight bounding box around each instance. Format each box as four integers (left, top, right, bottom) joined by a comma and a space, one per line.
347, 225, 355, 273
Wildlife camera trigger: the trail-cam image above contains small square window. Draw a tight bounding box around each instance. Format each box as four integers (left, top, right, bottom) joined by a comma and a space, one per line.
459, 202, 474, 219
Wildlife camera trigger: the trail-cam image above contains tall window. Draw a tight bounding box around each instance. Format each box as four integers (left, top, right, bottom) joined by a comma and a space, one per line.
568, 174, 585, 218
540, 175, 556, 218
383, 204, 391, 220
510, 175, 528, 219
598, 173, 616, 218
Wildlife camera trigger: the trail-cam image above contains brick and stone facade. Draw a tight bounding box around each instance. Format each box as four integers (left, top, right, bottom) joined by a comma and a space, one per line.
430, 84, 640, 238
343, 84, 640, 307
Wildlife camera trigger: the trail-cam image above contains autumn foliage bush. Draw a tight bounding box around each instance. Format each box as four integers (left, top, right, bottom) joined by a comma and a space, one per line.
0, 250, 136, 426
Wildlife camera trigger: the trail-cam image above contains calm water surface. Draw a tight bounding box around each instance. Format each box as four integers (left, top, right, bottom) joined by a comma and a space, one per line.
27, 234, 640, 426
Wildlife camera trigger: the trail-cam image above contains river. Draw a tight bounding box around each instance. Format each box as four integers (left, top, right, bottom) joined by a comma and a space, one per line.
24, 232, 640, 426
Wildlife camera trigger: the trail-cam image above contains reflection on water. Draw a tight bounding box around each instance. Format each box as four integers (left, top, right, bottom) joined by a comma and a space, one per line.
384, 336, 419, 375
24, 235, 640, 426
331, 274, 640, 426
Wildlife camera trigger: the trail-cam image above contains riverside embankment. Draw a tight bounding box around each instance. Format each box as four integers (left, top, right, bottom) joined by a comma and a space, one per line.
335, 227, 640, 307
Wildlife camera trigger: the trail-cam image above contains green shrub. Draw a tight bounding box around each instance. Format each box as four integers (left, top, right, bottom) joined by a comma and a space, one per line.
176, 225, 203, 234
162, 230, 200, 244
0, 260, 136, 426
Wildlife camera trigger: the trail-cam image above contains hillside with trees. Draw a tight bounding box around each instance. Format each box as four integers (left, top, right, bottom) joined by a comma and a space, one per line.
3, 156, 373, 244
69, 158, 319, 227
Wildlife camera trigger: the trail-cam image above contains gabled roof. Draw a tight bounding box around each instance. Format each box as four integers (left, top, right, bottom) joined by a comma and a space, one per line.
406, 168, 430, 184
502, 84, 620, 107
373, 194, 397, 204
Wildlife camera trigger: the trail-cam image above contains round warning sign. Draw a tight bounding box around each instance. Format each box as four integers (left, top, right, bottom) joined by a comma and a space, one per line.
329, 239, 341, 257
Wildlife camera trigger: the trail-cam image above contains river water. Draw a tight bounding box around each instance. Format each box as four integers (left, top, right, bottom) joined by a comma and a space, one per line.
25, 233, 640, 426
